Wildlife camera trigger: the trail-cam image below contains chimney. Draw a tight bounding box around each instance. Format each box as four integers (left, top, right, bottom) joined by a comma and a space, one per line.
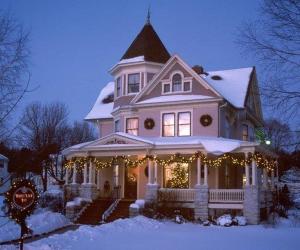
192, 65, 204, 75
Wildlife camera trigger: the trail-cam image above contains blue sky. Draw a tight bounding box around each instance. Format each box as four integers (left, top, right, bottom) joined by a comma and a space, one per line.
0, 0, 261, 122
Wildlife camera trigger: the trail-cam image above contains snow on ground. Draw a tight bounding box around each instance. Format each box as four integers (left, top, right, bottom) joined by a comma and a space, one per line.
3, 215, 298, 250
0, 196, 70, 243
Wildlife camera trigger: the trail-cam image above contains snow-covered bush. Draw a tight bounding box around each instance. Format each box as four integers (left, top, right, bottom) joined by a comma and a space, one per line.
233, 216, 247, 226
39, 188, 64, 212
217, 214, 232, 227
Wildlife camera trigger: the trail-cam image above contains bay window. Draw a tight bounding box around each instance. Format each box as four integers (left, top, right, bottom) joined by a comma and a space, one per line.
126, 118, 139, 136
162, 113, 175, 137
128, 73, 140, 94
116, 77, 122, 97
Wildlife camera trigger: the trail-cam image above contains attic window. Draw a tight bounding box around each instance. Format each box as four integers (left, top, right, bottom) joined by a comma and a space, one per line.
102, 94, 114, 104
211, 75, 222, 80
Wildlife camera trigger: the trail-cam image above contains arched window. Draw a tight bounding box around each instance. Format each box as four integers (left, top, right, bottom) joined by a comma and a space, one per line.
172, 73, 182, 92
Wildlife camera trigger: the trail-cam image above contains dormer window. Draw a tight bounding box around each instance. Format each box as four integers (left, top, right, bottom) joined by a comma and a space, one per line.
162, 71, 192, 94
128, 73, 140, 94
172, 73, 182, 92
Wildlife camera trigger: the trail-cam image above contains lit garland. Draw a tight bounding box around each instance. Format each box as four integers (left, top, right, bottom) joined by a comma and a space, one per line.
64, 152, 276, 172
5, 179, 39, 225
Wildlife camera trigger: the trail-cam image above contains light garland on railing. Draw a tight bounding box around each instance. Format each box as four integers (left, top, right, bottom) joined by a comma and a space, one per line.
64, 152, 276, 172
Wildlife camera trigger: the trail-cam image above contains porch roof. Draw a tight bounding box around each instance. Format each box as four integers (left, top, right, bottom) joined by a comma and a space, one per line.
62, 132, 265, 158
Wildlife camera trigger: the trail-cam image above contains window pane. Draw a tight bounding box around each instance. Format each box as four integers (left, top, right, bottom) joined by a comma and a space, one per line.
172, 73, 182, 92
178, 112, 191, 136
163, 84, 170, 93
242, 124, 248, 141
115, 120, 120, 132
116, 77, 121, 97
183, 82, 190, 91
128, 73, 140, 93
126, 118, 138, 135
163, 113, 175, 136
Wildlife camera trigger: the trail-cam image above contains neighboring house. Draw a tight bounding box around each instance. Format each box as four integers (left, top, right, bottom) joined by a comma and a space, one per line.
0, 154, 10, 194
63, 19, 277, 224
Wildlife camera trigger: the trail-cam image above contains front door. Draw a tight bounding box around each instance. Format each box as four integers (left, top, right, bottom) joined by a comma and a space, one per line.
124, 166, 137, 199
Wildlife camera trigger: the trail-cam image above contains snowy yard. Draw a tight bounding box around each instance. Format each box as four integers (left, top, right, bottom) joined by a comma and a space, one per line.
0, 215, 298, 250
0, 196, 70, 243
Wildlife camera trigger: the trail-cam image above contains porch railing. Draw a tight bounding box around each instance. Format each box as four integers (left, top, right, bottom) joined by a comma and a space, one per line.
209, 189, 244, 203
158, 188, 195, 202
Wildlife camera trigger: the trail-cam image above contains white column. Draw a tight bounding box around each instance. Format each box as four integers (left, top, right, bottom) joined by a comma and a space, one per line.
72, 164, 77, 184
97, 169, 101, 190
263, 168, 268, 189
83, 163, 87, 185
88, 161, 93, 184
251, 159, 257, 186
196, 157, 201, 186
245, 153, 250, 186
148, 159, 152, 184
114, 165, 119, 186
65, 168, 69, 184
204, 163, 208, 186
92, 164, 96, 185
154, 160, 158, 184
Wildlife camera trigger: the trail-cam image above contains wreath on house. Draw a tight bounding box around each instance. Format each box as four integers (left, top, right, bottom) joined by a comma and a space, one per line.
200, 114, 213, 127
144, 118, 155, 130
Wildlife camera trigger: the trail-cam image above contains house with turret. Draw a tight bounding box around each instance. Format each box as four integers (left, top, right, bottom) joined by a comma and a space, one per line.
63, 18, 277, 224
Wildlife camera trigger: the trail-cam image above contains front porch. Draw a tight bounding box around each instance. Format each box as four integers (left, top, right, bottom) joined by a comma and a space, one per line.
63, 133, 277, 224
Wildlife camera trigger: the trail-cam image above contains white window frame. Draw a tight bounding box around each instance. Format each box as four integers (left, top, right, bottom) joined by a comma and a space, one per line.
116, 76, 122, 98
124, 116, 139, 136
161, 71, 193, 95
160, 109, 193, 137
126, 72, 141, 95
114, 119, 121, 133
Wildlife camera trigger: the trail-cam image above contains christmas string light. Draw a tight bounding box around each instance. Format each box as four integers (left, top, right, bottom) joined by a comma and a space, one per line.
64, 152, 276, 172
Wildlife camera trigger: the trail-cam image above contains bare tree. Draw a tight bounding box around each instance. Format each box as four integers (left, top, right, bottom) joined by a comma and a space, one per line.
264, 119, 295, 152
0, 12, 30, 140
237, 0, 300, 129
67, 121, 96, 145
18, 102, 69, 190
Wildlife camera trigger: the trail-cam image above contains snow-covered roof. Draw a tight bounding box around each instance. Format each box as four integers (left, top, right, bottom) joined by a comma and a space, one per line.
0, 154, 8, 161
65, 132, 258, 156
136, 94, 214, 105
118, 56, 145, 65
85, 81, 114, 120
202, 67, 254, 108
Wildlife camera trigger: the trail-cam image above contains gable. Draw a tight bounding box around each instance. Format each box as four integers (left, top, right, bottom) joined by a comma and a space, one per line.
132, 55, 221, 104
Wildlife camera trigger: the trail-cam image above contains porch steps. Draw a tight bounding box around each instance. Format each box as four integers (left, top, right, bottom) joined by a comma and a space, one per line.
76, 198, 113, 225
105, 199, 134, 223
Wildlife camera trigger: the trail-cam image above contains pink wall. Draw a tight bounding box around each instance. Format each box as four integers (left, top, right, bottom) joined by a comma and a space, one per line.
99, 121, 113, 137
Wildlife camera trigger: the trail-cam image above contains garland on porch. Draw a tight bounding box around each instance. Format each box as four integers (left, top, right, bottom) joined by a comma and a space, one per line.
64, 152, 276, 172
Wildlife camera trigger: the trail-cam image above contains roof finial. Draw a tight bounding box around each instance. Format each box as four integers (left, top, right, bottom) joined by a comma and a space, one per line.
146, 5, 151, 24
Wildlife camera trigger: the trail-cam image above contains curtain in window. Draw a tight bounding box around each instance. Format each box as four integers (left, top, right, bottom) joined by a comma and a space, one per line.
126, 118, 138, 135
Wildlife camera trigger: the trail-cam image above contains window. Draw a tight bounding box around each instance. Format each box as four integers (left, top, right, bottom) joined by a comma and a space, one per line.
126, 118, 138, 136
183, 82, 191, 92
116, 77, 122, 97
242, 124, 249, 141
0, 160, 4, 168
114, 120, 120, 132
162, 113, 175, 137
172, 73, 182, 92
225, 117, 230, 138
128, 73, 140, 94
164, 163, 189, 188
163, 83, 171, 93
178, 112, 191, 136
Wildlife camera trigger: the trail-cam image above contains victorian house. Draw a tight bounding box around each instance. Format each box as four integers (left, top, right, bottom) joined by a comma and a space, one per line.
63, 18, 277, 224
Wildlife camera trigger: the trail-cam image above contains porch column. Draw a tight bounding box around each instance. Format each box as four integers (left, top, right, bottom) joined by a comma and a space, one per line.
263, 168, 268, 189
204, 163, 208, 186
72, 164, 77, 184
114, 165, 119, 187
271, 169, 275, 189
154, 159, 158, 185
251, 158, 257, 186
92, 163, 96, 185
245, 153, 250, 186
97, 169, 101, 190
196, 157, 201, 186
65, 168, 69, 184
83, 163, 87, 185
147, 159, 153, 184
88, 161, 93, 184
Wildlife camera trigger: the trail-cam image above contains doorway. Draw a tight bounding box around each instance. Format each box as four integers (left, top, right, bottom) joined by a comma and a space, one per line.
124, 166, 137, 199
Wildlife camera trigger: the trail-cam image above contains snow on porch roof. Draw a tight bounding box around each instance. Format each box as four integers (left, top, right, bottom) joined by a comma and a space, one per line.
202, 67, 254, 108
85, 81, 114, 120
64, 132, 258, 156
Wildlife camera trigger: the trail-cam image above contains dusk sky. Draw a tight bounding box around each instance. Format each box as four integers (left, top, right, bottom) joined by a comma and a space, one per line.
0, 0, 262, 123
